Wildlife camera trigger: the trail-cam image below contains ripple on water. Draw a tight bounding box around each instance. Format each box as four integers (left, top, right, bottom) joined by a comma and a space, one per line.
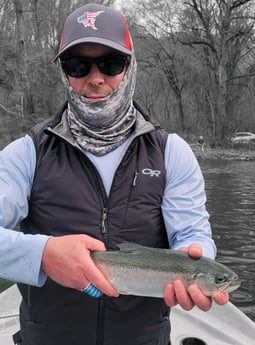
231, 290, 253, 303
200, 159, 255, 322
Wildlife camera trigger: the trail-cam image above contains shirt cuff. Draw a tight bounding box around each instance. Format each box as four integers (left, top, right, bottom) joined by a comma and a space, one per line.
0, 229, 50, 286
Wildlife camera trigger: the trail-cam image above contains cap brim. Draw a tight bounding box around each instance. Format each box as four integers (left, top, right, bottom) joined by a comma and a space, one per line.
54, 37, 132, 62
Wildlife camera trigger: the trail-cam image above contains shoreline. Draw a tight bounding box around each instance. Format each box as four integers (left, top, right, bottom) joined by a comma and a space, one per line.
191, 145, 255, 161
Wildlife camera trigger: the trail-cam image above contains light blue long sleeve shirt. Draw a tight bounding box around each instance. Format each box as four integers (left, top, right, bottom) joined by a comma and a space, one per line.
0, 133, 216, 287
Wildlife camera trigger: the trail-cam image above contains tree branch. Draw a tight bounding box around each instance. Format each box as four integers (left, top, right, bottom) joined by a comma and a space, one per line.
0, 103, 19, 116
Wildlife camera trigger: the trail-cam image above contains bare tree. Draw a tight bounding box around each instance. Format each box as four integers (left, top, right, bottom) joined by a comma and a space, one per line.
125, 0, 191, 131
13, 0, 35, 116
180, 0, 255, 145
1, 0, 255, 147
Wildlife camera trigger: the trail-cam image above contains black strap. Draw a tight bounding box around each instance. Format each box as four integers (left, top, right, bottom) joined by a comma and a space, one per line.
13, 330, 22, 345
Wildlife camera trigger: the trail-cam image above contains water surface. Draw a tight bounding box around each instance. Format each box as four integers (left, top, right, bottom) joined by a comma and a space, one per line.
199, 159, 255, 321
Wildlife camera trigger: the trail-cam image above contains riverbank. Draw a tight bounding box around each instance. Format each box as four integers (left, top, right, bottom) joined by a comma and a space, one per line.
0, 279, 13, 293
191, 145, 255, 161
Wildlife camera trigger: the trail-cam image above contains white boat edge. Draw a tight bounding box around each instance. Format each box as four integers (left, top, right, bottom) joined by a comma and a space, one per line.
0, 285, 254, 345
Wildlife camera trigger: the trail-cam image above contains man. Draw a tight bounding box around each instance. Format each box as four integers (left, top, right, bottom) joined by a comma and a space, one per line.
0, 3, 228, 345
197, 135, 205, 153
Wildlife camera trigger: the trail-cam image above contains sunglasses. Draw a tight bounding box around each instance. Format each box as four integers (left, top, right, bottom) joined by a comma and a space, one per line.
61, 54, 130, 78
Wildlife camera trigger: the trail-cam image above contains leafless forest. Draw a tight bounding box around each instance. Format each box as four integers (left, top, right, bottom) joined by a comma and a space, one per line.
1, 0, 255, 148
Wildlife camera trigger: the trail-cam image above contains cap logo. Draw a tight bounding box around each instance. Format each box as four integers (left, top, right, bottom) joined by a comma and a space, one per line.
77, 11, 104, 30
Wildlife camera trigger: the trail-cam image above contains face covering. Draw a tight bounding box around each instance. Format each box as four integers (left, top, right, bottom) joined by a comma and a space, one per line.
64, 54, 137, 156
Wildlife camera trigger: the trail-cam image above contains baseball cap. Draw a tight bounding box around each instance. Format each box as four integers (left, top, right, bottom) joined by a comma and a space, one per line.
54, 3, 132, 61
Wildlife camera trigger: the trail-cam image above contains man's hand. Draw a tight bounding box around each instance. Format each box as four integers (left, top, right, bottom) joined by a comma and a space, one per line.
163, 243, 229, 311
41, 234, 118, 297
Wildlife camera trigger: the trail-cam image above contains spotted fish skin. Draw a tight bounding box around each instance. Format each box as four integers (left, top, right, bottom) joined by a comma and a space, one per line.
91, 243, 240, 297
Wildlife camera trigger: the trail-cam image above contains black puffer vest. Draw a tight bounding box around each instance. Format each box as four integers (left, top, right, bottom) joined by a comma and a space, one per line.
19, 102, 171, 345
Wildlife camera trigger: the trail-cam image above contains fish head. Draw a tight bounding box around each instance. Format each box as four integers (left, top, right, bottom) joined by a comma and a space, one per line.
193, 271, 240, 296
214, 271, 241, 293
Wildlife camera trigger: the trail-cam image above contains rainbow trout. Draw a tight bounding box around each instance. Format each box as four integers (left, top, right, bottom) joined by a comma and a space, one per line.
91, 243, 240, 297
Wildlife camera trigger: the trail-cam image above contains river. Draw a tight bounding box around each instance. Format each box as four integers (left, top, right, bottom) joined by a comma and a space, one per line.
199, 159, 255, 322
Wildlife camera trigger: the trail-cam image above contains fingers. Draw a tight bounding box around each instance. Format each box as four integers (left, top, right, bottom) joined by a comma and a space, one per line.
187, 243, 202, 258
82, 235, 107, 252
164, 244, 206, 310
163, 282, 178, 307
167, 244, 229, 310
164, 280, 212, 311
178, 243, 202, 258
79, 236, 119, 296
80, 246, 118, 297
85, 239, 119, 297
211, 290, 229, 305
187, 284, 212, 311
164, 280, 194, 311
41, 234, 118, 297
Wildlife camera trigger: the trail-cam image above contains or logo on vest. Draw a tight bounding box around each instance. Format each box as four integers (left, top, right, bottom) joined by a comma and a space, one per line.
142, 168, 161, 177
77, 11, 104, 30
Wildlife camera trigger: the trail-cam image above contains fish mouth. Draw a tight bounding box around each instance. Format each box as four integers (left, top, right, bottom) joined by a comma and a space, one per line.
219, 275, 241, 293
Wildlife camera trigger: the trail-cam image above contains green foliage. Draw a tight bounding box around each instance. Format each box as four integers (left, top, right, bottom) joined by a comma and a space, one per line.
0, 278, 13, 293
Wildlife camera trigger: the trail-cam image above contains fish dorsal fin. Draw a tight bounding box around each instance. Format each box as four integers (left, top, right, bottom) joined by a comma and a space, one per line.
117, 242, 148, 252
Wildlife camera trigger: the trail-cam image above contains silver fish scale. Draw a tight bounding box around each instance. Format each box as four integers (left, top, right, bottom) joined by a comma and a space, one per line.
93, 247, 213, 274
91, 246, 239, 297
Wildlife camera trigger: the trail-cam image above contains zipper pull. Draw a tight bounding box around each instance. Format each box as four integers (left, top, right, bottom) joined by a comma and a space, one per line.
133, 171, 139, 186
102, 208, 107, 234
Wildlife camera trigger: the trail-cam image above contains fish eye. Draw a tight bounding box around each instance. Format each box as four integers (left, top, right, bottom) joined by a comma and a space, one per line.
215, 273, 228, 284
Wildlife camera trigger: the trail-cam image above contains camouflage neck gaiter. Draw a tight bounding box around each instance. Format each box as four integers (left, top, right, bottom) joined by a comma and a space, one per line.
65, 55, 137, 156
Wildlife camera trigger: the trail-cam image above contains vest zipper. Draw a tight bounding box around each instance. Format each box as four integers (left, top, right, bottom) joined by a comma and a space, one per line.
102, 208, 107, 234
132, 170, 139, 186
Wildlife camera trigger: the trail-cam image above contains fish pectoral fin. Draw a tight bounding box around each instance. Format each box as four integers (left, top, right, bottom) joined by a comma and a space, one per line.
118, 289, 131, 295
117, 242, 148, 252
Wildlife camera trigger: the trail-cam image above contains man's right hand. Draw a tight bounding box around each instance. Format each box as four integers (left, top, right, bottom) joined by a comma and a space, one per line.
41, 234, 118, 297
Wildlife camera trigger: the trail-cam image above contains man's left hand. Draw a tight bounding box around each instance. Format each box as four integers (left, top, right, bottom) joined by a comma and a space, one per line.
163, 243, 229, 311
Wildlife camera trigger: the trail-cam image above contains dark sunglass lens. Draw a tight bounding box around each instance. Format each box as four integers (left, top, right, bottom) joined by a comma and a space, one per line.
99, 56, 127, 75
62, 58, 91, 78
